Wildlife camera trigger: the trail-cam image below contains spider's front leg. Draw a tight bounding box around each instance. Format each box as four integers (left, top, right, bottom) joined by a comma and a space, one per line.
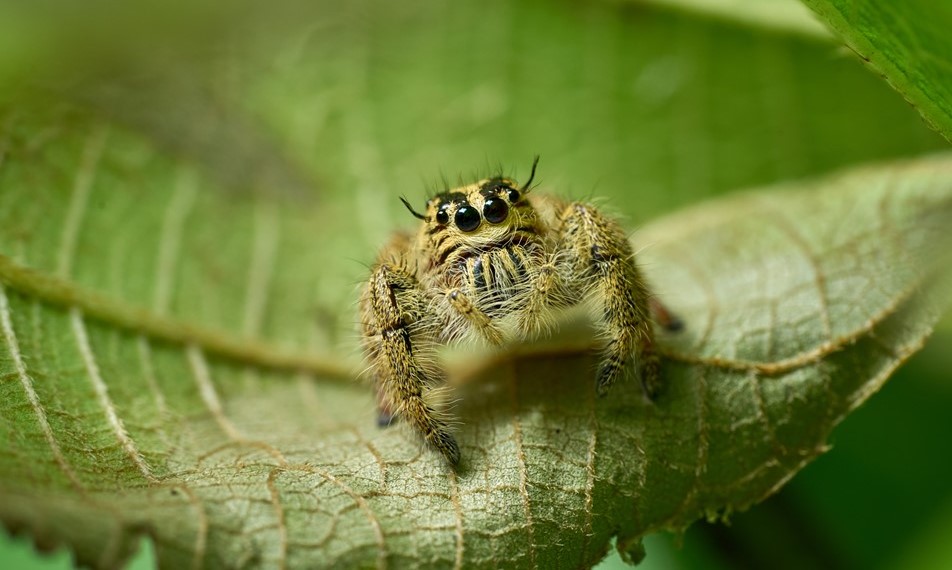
515, 252, 564, 337
443, 286, 505, 346
360, 256, 460, 466
557, 202, 662, 398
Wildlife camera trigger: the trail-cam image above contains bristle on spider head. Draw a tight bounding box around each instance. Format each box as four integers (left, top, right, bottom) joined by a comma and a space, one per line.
520, 155, 540, 193
400, 196, 427, 221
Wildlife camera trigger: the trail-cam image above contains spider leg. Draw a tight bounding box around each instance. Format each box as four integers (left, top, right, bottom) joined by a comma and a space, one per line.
557, 202, 662, 399
444, 287, 505, 346
375, 390, 398, 427
516, 256, 563, 337
650, 297, 684, 332
361, 262, 460, 465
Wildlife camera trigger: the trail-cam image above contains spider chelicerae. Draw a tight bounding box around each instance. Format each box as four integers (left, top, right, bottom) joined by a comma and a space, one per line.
359, 158, 681, 466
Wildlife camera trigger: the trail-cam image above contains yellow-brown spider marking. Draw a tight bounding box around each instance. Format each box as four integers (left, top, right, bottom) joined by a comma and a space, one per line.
359, 157, 681, 466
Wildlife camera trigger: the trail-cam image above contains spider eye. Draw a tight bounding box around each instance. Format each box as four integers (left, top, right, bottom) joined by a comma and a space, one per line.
482, 197, 509, 224
436, 208, 449, 225
454, 205, 481, 232
506, 188, 520, 203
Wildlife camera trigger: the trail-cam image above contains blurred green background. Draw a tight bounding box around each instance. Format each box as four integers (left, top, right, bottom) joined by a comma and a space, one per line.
1, 0, 950, 567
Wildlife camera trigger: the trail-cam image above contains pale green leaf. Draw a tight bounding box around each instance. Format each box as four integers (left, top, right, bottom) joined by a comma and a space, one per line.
634, 0, 831, 39
0, 104, 949, 567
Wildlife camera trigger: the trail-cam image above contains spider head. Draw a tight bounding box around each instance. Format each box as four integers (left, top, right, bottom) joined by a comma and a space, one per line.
402, 157, 540, 245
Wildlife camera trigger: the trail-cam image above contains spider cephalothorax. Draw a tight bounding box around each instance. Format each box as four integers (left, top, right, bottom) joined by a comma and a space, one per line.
360, 158, 680, 466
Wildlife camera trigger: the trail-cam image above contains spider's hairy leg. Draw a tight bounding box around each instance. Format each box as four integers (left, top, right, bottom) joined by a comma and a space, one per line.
444, 287, 505, 346
558, 202, 661, 399
516, 256, 563, 337
360, 261, 461, 465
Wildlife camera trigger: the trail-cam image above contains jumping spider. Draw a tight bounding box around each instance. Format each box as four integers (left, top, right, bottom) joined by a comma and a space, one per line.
360, 158, 680, 466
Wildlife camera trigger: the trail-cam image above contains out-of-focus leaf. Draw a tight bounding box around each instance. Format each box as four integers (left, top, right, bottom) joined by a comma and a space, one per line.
802, 0, 952, 142
631, 0, 831, 39
894, 497, 952, 570
241, 0, 947, 225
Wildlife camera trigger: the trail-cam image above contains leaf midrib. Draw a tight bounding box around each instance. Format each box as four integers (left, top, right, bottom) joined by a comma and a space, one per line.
0, 243, 926, 386
0, 253, 354, 380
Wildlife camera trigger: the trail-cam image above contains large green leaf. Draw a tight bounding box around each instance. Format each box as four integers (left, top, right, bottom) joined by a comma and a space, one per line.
1, 0, 951, 568
0, 105, 950, 567
802, 0, 952, 143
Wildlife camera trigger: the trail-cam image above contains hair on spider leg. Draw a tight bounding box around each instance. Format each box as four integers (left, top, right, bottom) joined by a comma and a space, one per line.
344, 325, 379, 363
424, 389, 464, 432
377, 410, 397, 428
410, 342, 442, 371
628, 240, 657, 259
343, 256, 380, 277
356, 359, 379, 382
608, 240, 685, 335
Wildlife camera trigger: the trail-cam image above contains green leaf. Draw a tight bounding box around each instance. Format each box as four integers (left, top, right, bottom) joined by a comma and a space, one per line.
0, 1, 950, 568
629, 0, 832, 39
241, 0, 947, 221
0, 105, 949, 567
802, 0, 952, 143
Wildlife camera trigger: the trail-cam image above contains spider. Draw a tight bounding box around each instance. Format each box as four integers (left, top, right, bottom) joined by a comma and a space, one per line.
359, 158, 681, 466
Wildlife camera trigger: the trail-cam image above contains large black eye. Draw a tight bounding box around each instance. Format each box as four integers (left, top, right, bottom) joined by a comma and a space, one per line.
482, 197, 509, 223
454, 205, 481, 232
506, 188, 521, 203
436, 207, 449, 225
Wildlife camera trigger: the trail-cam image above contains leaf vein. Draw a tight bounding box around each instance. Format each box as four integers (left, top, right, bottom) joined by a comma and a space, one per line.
266, 468, 289, 570
308, 466, 389, 570
507, 370, 537, 569
186, 344, 244, 441
0, 284, 85, 492
0, 254, 354, 380
242, 202, 281, 338
136, 337, 174, 449
580, 386, 597, 563
70, 307, 157, 482
56, 128, 107, 278
762, 204, 833, 339
153, 169, 198, 314
749, 371, 786, 461
175, 484, 209, 570
448, 470, 465, 570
